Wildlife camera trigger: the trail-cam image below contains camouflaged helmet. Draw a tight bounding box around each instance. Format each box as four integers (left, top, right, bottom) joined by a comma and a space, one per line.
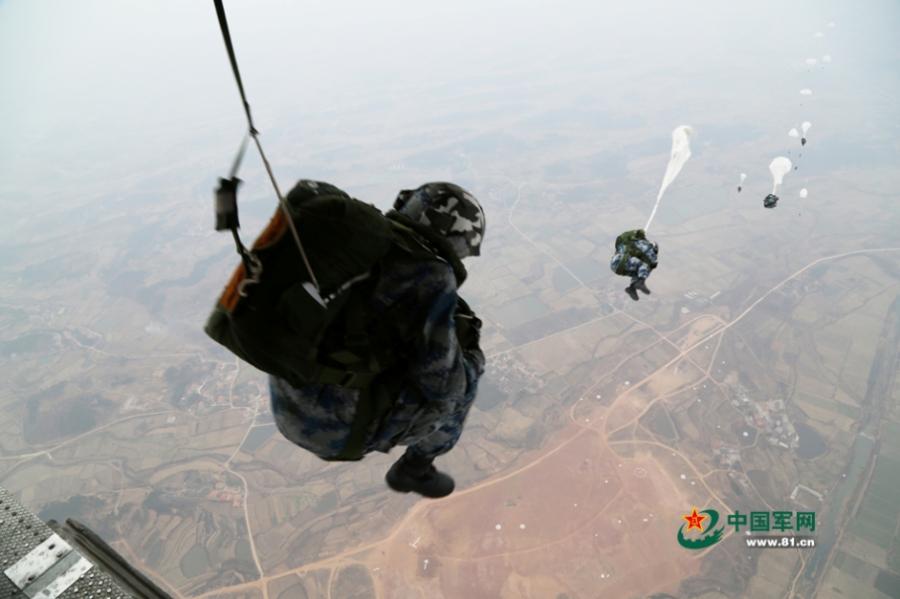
393, 182, 485, 259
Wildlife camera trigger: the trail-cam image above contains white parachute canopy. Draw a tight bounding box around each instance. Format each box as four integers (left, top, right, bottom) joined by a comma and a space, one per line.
740, 173, 747, 184
799, 188, 809, 198
789, 128, 800, 138
644, 125, 693, 232
769, 157, 793, 194
800, 88, 814, 96
801, 121, 812, 135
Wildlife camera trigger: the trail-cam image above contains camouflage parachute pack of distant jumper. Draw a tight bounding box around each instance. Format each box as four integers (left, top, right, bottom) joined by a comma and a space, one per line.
613, 229, 655, 275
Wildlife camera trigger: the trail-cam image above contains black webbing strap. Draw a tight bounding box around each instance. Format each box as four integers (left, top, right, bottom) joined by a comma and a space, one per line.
223, 135, 254, 274
336, 385, 396, 461
212, 0, 255, 277
229, 133, 250, 179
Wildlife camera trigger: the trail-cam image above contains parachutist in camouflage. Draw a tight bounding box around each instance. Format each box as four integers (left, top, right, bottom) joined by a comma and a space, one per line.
267, 181, 486, 499
610, 229, 658, 301
764, 193, 779, 208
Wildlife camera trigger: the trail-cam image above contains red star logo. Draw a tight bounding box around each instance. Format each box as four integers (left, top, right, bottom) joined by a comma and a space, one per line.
682, 508, 707, 532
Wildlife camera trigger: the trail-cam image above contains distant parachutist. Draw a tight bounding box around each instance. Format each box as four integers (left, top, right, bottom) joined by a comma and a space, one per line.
800, 121, 811, 146
738, 173, 747, 193
615, 127, 689, 301
766, 156, 792, 208
610, 229, 658, 301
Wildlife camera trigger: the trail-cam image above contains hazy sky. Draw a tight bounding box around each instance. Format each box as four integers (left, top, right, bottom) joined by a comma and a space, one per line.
1, 0, 898, 229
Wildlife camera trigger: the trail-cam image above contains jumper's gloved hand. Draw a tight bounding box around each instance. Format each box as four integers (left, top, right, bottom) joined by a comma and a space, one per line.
454, 297, 482, 350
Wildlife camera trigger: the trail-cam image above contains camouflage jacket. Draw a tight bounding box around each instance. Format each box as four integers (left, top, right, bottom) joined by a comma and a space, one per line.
614, 229, 658, 267
269, 205, 486, 460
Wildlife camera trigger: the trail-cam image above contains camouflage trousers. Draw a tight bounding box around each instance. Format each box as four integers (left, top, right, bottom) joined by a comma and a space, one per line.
269, 356, 480, 462
610, 253, 652, 284
400, 359, 480, 461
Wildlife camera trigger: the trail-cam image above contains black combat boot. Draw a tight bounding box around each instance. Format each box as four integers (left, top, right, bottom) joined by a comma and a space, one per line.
633, 278, 651, 295
386, 452, 455, 498
625, 284, 639, 301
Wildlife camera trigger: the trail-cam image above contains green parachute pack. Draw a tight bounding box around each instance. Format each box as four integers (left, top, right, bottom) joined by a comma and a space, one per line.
204, 180, 439, 459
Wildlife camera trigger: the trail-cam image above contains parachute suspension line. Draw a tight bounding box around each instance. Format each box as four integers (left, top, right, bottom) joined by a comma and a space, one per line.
212, 0, 320, 292
643, 125, 694, 234
643, 198, 662, 233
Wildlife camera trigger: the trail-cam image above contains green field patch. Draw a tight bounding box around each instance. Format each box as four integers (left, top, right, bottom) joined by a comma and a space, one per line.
830, 400, 863, 420
551, 266, 579, 293
874, 455, 900, 478
639, 404, 678, 442
859, 495, 899, 524
857, 506, 899, 534
875, 568, 900, 599
861, 493, 900, 522
180, 543, 211, 578
869, 476, 900, 503
495, 293, 551, 329
852, 517, 896, 551
878, 443, 900, 463
236, 539, 252, 563
882, 421, 900, 448
888, 539, 900, 574
866, 482, 900, 512
796, 392, 861, 420
241, 423, 276, 454
825, 567, 891, 599
834, 549, 874, 581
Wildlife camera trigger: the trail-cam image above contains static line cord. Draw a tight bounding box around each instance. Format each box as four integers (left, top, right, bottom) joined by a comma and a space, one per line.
250, 132, 321, 291
228, 134, 249, 179
213, 0, 320, 291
